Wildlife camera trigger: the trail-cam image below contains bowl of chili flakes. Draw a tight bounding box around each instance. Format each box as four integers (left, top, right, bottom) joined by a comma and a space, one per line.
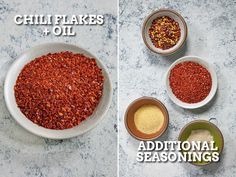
165, 56, 217, 109
4, 42, 112, 139
142, 9, 187, 55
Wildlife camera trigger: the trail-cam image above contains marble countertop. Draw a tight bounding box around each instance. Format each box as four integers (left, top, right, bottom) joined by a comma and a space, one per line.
0, 0, 117, 177
119, 0, 236, 177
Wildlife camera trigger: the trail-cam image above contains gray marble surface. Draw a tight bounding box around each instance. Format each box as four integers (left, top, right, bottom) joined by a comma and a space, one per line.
0, 0, 117, 177
119, 0, 236, 177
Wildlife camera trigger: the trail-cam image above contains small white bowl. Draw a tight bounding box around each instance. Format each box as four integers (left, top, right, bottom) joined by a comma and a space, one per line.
4, 42, 112, 139
165, 56, 217, 109
142, 9, 187, 55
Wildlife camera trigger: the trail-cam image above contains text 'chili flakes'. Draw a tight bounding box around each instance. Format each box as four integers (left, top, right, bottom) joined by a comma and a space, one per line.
14, 51, 104, 130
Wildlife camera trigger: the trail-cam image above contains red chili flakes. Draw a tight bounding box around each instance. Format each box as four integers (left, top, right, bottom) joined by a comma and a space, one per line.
149, 16, 181, 50
169, 61, 212, 103
14, 51, 104, 130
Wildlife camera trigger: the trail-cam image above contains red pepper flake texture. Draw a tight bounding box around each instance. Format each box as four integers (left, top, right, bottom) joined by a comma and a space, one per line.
169, 61, 212, 103
149, 16, 181, 50
14, 51, 104, 130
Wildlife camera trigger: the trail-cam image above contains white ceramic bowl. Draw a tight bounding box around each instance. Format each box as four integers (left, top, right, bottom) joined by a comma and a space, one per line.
166, 56, 217, 109
142, 9, 187, 55
4, 42, 112, 139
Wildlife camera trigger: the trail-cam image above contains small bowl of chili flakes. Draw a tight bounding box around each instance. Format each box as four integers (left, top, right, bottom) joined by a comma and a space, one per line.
4, 43, 112, 139
142, 9, 187, 55
165, 56, 217, 109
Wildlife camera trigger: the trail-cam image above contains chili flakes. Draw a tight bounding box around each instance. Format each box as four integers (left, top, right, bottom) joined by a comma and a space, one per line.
14, 51, 104, 130
169, 61, 212, 103
149, 16, 181, 50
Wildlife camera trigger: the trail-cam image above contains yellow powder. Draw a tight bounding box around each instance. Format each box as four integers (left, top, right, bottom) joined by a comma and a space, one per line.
134, 104, 164, 134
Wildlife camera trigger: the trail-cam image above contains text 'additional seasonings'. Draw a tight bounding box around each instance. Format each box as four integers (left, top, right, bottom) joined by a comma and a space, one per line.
149, 16, 181, 50
134, 104, 164, 134
169, 61, 212, 103
14, 51, 104, 130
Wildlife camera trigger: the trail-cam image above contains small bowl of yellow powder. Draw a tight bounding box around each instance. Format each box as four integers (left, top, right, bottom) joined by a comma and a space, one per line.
125, 97, 169, 140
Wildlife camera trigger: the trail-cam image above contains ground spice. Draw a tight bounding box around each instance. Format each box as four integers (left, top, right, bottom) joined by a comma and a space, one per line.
169, 61, 212, 103
134, 104, 164, 134
149, 16, 181, 50
14, 51, 104, 130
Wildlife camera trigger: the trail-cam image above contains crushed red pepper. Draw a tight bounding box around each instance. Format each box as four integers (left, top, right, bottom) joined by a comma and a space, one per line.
149, 16, 181, 50
14, 51, 104, 130
169, 61, 212, 103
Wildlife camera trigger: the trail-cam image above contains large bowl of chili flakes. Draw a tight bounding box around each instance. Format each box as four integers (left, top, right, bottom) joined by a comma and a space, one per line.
4, 42, 112, 139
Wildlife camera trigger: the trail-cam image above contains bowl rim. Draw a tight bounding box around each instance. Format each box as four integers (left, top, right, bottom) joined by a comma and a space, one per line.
178, 119, 224, 166
142, 8, 188, 55
165, 56, 218, 109
4, 42, 113, 139
124, 96, 169, 141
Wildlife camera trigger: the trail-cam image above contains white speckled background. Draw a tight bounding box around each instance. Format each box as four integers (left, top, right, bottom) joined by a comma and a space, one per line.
0, 0, 117, 176
1, 0, 236, 176
119, 0, 236, 177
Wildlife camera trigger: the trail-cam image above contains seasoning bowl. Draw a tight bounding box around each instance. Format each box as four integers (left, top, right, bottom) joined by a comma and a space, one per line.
142, 9, 187, 55
124, 97, 169, 141
4, 42, 112, 139
166, 56, 217, 109
178, 120, 224, 166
